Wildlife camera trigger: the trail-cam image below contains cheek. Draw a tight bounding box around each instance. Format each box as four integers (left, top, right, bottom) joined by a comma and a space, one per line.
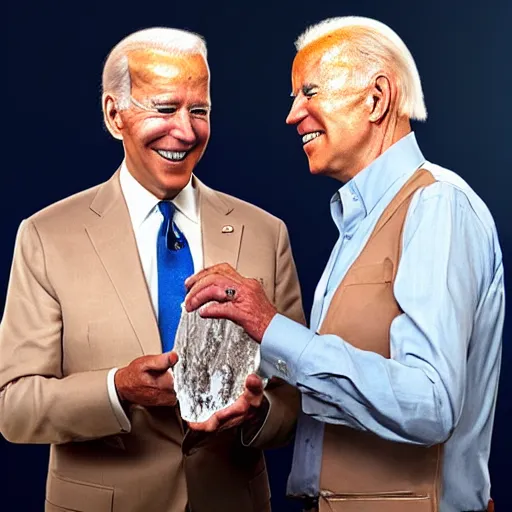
135, 119, 170, 146
194, 121, 211, 146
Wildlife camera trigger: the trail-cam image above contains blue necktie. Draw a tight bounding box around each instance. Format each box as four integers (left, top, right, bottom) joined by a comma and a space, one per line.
157, 201, 194, 352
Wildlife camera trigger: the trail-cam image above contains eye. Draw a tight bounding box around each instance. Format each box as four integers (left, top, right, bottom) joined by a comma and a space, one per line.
302, 85, 318, 99
190, 107, 209, 116
155, 106, 177, 115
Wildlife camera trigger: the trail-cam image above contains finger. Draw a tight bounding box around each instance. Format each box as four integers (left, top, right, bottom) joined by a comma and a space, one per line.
188, 415, 220, 432
189, 401, 248, 432
187, 273, 237, 301
245, 374, 264, 394
168, 351, 179, 367
185, 264, 239, 289
198, 301, 240, 323
186, 281, 236, 312
144, 352, 175, 372
184, 268, 215, 290
214, 398, 250, 423
214, 416, 245, 432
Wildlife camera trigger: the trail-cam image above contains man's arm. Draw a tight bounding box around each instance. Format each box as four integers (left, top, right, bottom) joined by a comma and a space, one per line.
0, 219, 124, 444
243, 220, 305, 448
0, 220, 179, 444
184, 220, 305, 444
260, 183, 504, 445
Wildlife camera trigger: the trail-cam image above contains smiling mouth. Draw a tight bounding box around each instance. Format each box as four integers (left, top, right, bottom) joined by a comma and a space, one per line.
156, 149, 190, 162
302, 131, 323, 145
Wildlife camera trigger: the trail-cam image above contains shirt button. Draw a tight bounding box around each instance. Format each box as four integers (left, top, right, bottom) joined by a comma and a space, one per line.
275, 359, 288, 376
352, 194, 359, 201
344, 233, 352, 240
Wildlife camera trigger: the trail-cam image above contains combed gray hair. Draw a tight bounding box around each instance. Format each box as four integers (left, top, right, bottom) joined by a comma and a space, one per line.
295, 16, 427, 121
102, 27, 208, 110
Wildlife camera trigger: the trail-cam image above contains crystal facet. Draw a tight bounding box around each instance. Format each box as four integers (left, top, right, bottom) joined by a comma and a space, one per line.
173, 307, 261, 423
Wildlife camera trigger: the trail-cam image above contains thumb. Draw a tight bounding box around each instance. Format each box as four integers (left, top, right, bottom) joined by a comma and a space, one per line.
145, 352, 177, 372
168, 351, 179, 367
245, 374, 264, 395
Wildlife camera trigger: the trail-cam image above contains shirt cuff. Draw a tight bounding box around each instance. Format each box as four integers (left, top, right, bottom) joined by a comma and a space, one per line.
107, 368, 131, 433
260, 314, 316, 385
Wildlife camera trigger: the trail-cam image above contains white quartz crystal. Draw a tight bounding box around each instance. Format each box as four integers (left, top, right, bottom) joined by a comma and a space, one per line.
173, 307, 261, 423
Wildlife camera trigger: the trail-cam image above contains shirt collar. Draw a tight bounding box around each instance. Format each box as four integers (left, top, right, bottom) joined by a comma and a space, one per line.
119, 161, 200, 228
336, 132, 425, 217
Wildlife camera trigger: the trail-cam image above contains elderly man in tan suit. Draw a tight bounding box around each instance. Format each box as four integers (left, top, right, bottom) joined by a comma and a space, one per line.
0, 27, 304, 512
185, 16, 503, 512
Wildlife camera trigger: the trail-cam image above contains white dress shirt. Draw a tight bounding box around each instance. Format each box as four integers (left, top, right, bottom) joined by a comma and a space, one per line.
107, 162, 203, 431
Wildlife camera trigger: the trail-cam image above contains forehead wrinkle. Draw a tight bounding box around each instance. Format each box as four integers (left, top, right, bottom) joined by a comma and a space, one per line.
295, 28, 354, 64
292, 48, 352, 95
128, 49, 209, 91
293, 29, 378, 97
293, 27, 372, 81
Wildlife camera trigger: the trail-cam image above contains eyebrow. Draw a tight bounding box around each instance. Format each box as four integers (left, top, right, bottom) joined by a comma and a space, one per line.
149, 97, 211, 109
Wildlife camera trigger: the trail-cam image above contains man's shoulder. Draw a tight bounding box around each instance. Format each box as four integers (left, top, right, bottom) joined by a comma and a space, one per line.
416, 162, 500, 255
421, 162, 495, 223
28, 180, 107, 229
422, 162, 475, 196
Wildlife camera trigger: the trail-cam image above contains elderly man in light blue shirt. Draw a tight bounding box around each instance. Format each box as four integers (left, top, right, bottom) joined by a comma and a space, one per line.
185, 16, 503, 512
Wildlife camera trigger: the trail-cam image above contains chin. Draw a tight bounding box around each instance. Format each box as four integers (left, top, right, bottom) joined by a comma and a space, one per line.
164, 172, 191, 188
307, 161, 328, 176
150, 171, 190, 199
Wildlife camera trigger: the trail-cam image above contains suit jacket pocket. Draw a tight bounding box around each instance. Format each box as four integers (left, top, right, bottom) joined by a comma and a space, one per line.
47, 471, 114, 512
320, 492, 431, 512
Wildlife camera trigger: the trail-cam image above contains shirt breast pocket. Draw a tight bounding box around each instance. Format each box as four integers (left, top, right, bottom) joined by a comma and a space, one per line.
320, 258, 399, 355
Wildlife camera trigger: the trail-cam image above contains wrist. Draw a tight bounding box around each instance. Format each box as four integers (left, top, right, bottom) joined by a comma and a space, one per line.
114, 368, 128, 403
255, 309, 277, 343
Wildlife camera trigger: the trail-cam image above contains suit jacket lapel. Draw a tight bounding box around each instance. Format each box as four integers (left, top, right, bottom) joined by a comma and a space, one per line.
85, 171, 162, 356
196, 177, 243, 270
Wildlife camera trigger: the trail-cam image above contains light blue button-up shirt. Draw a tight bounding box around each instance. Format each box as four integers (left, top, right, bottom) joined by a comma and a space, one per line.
260, 133, 504, 512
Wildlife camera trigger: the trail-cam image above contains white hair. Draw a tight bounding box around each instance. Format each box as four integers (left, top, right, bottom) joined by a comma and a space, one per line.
295, 16, 427, 121
102, 27, 208, 110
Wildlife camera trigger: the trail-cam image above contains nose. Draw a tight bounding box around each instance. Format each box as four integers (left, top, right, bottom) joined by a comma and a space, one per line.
169, 109, 196, 145
286, 96, 307, 126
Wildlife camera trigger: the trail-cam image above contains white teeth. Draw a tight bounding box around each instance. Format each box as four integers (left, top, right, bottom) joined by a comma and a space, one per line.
302, 131, 322, 144
157, 149, 188, 161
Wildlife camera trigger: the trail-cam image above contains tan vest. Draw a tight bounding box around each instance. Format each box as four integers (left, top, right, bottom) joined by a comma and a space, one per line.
317, 169, 442, 512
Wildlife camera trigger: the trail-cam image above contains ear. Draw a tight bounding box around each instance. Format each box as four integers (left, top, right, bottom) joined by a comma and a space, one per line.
102, 93, 124, 140
368, 75, 393, 124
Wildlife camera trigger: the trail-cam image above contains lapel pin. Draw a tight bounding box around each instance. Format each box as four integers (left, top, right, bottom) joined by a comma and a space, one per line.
221, 225, 234, 233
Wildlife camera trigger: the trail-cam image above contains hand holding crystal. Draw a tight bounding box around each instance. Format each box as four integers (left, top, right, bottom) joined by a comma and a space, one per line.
114, 352, 178, 407
184, 263, 277, 343
187, 373, 266, 432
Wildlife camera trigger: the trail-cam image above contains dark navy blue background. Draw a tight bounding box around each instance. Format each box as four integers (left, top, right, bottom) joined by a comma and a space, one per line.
4, 1, 511, 510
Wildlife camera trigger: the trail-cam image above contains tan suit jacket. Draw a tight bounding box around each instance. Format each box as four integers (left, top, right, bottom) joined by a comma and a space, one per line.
0, 171, 305, 512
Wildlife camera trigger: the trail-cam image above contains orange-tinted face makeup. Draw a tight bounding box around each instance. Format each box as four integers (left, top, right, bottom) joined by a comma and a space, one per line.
286, 29, 375, 181
119, 49, 210, 199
